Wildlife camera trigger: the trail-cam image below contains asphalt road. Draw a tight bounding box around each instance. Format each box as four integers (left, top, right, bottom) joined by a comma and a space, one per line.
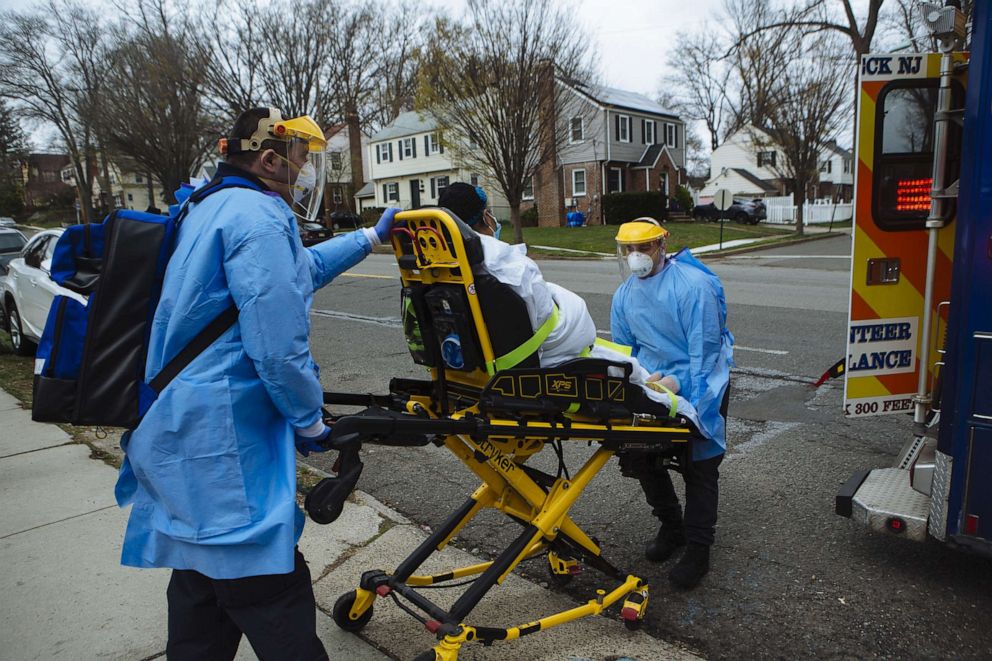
304, 232, 992, 660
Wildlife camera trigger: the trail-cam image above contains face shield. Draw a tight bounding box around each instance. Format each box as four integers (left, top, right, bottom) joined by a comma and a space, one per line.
617, 239, 666, 279
615, 217, 669, 279
281, 138, 327, 225
220, 109, 328, 224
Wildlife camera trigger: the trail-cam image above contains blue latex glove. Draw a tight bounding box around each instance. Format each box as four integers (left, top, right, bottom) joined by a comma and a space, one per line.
295, 422, 332, 457
374, 207, 401, 243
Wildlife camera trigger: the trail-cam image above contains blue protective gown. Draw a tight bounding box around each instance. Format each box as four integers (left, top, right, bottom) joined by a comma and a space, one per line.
115, 174, 373, 579
610, 249, 735, 461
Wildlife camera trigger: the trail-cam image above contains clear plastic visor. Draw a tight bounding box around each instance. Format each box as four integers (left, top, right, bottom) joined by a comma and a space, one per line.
616, 238, 666, 279
283, 137, 327, 224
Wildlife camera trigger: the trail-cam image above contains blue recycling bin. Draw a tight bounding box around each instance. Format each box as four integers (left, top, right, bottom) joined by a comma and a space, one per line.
566, 211, 586, 227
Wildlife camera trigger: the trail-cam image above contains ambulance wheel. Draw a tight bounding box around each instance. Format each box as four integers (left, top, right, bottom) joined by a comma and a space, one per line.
332, 592, 373, 632
6, 303, 35, 356
624, 616, 643, 631
413, 651, 439, 661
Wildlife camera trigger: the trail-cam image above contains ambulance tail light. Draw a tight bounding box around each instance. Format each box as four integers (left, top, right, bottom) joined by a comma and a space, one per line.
964, 514, 979, 536
895, 177, 932, 212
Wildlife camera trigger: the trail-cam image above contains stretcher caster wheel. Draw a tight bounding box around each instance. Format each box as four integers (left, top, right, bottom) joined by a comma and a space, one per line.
413, 651, 439, 661
623, 616, 643, 631
332, 591, 374, 632
546, 550, 580, 587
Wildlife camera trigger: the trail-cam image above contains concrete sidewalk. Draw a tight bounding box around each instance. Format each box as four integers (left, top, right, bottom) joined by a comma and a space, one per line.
0, 387, 697, 661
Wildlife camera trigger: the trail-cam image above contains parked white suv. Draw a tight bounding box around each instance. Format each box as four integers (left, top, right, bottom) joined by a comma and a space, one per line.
1, 229, 85, 355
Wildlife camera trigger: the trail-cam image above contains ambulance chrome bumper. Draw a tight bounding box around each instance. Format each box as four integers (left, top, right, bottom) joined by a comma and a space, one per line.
836, 467, 931, 542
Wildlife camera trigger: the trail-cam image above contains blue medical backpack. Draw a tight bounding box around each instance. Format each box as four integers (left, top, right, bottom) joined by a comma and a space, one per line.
31, 176, 264, 428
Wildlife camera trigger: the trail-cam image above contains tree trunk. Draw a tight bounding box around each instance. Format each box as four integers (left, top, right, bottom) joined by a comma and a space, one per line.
146, 170, 154, 210
793, 183, 805, 236
345, 104, 364, 196
510, 202, 523, 245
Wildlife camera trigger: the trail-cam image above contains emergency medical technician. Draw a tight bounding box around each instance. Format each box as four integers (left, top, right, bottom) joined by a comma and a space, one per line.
611, 218, 734, 590
114, 107, 399, 659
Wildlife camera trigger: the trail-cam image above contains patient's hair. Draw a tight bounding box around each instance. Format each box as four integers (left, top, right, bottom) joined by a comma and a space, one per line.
438, 182, 487, 226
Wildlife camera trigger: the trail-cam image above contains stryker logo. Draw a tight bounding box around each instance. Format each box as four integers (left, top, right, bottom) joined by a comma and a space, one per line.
478, 439, 516, 473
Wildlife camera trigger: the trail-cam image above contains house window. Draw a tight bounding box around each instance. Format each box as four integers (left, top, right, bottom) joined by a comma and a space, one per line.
332, 187, 343, 204
570, 117, 584, 142
523, 177, 534, 200
617, 114, 631, 143
607, 167, 624, 193
665, 123, 677, 148
470, 173, 479, 187
383, 182, 399, 202
400, 137, 415, 159
376, 143, 393, 164
427, 133, 442, 154
643, 120, 656, 145
330, 151, 343, 170
843, 159, 852, 174
757, 151, 777, 168
135, 174, 144, 184
572, 169, 586, 196
430, 175, 450, 199
127, 193, 133, 202
820, 159, 832, 174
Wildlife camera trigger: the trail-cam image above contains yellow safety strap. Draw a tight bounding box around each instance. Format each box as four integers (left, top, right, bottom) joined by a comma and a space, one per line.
593, 337, 633, 356
486, 305, 560, 375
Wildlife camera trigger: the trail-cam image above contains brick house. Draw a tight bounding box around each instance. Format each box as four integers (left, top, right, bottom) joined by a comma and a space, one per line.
22, 153, 73, 211
536, 83, 687, 226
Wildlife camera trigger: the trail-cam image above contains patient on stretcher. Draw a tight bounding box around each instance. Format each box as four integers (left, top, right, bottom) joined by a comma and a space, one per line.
437, 183, 698, 424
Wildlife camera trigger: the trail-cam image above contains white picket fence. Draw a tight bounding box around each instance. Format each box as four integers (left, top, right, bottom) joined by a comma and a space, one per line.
764, 197, 853, 225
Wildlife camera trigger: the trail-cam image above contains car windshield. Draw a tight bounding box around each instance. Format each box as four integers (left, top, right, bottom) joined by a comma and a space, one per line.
0, 234, 26, 252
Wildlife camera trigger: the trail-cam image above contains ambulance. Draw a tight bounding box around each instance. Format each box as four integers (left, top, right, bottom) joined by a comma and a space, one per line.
836, 2, 991, 556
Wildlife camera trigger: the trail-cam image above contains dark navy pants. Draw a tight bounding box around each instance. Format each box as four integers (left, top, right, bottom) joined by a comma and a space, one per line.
639, 453, 723, 546
166, 548, 327, 661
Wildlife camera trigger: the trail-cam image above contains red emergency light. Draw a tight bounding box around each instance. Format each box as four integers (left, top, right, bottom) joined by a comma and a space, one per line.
885, 516, 907, 533
895, 177, 933, 212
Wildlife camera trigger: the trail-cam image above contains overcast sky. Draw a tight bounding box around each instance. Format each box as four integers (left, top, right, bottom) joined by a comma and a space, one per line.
3, 0, 733, 149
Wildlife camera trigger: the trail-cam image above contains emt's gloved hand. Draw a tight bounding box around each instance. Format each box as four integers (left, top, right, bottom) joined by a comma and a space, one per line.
374, 207, 401, 243
295, 421, 332, 457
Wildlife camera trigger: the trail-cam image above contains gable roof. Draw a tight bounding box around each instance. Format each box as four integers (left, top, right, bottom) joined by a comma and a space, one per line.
370, 111, 436, 142
355, 182, 375, 198
634, 144, 664, 168
731, 168, 778, 193
567, 81, 678, 118
822, 140, 853, 159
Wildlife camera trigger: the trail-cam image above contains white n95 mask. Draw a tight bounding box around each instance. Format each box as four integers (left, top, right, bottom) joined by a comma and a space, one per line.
627, 251, 655, 278
291, 162, 317, 203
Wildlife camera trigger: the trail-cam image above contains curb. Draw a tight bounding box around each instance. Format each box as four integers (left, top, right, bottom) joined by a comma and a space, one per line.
703, 229, 850, 259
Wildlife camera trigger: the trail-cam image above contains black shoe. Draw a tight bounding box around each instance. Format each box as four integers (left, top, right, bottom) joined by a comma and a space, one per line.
668, 543, 710, 589
644, 525, 686, 562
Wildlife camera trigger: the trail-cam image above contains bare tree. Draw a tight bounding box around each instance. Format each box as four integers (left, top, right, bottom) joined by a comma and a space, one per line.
753, 32, 850, 236
416, 0, 594, 244
0, 0, 111, 222
662, 31, 732, 151
99, 0, 215, 203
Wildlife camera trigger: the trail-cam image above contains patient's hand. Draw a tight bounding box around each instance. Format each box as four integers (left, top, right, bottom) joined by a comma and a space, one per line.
647, 372, 680, 394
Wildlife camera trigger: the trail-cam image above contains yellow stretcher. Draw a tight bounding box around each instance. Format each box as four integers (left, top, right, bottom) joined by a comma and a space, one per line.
307, 209, 701, 660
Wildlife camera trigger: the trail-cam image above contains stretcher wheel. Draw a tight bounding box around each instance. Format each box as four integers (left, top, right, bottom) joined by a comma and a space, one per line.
623, 617, 643, 631
546, 561, 573, 587
413, 651, 439, 661
332, 591, 374, 632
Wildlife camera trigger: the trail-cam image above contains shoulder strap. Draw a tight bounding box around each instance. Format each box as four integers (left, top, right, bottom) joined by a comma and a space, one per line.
147, 176, 263, 394
148, 306, 239, 393
486, 304, 560, 375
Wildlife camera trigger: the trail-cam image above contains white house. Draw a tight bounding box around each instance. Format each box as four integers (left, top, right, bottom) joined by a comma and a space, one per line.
324, 123, 369, 213
701, 127, 853, 201
364, 111, 508, 214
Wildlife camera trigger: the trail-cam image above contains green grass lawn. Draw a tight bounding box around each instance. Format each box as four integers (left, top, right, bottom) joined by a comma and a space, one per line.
519, 221, 796, 256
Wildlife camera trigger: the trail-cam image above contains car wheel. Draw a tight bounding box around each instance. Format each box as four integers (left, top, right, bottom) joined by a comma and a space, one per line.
734, 212, 748, 223
6, 302, 36, 356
